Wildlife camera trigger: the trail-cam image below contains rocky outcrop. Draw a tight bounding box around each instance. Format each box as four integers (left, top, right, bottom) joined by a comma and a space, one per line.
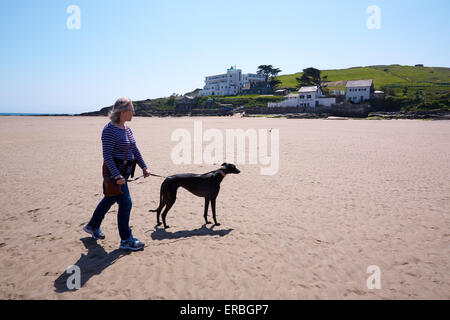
368, 111, 450, 120
79, 106, 112, 116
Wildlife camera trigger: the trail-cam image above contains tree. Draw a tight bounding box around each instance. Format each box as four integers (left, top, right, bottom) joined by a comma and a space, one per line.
402, 86, 409, 97
415, 90, 424, 104
269, 78, 282, 90
296, 67, 322, 88
256, 65, 282, 91
257, 65, 282, 83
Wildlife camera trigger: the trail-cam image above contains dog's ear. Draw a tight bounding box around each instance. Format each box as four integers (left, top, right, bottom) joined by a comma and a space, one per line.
221, 162, 227, 167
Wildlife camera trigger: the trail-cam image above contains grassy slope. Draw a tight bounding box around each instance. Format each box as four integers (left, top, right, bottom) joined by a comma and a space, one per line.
370, 65, 450, 86
276, 65, 450, 89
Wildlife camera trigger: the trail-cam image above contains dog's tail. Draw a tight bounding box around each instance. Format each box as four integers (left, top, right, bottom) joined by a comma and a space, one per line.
149, 182, 165, 213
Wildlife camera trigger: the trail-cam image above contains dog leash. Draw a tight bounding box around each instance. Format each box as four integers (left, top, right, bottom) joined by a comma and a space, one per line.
127, 173, 166, 182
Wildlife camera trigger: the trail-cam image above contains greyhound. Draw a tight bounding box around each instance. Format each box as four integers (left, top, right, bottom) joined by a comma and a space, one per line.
149, 163, 240, 229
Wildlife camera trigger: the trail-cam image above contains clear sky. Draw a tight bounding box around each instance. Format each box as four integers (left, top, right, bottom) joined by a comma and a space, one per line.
1, 0, 449, 114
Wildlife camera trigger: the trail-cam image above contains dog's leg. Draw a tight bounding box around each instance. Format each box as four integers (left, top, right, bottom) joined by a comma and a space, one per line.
161, 199, 175, 229
204, 197, 211, 225
156, 206, 164, 227
151, 182, 167, 227
211, 198, 220, 226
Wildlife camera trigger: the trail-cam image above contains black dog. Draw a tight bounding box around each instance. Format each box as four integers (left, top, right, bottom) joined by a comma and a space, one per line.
149, 163, 240, 228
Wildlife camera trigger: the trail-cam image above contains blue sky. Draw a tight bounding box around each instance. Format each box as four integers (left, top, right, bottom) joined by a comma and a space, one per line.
1, 0, 449, 114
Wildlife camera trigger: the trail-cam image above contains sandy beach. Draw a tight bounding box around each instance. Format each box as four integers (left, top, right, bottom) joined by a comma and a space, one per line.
0, 115, 449, 300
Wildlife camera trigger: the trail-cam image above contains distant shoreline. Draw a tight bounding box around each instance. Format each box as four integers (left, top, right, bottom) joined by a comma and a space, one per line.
0, 113, 75, 116
2, 112, 449, 120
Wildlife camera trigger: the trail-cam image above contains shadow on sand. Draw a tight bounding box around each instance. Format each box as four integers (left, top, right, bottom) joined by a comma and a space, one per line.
54, 237, 131, 293
150, 224, 233, 241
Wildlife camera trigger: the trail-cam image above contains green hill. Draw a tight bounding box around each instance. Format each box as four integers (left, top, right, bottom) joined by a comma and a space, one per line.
276, 64, 450, 89
275, 64, 449, 111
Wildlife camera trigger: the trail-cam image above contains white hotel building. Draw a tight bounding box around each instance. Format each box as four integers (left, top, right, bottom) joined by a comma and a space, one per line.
198, 66, 265, 96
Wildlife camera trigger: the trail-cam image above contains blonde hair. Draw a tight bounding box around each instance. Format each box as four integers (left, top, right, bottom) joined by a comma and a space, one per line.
109, 97, 133, 123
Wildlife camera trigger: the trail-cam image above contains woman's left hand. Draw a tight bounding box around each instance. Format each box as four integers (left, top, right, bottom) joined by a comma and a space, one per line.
143, 168, 151, 178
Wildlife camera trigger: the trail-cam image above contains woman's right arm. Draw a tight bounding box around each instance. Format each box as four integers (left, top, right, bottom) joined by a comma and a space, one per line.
102, 126, 121, 179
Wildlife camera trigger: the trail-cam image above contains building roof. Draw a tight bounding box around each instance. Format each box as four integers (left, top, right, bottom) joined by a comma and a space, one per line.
286, 94, 299, 98
346, 80, 373, 88
298, 86, 319, 93
322, 80, 348, 87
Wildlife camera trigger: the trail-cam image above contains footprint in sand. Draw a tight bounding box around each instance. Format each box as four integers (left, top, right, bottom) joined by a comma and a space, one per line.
33, 233, 52, 238
27, 207, 50, 214
405, 272, 418, 277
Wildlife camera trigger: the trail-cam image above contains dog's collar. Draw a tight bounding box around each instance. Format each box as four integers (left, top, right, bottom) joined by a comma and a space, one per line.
218, 169, 226, 177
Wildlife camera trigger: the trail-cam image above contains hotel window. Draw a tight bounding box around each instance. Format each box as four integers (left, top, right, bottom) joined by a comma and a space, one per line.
307, 95, 311, 99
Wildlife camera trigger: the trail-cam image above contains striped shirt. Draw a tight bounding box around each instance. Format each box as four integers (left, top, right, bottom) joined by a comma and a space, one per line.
102, 122, 147, 178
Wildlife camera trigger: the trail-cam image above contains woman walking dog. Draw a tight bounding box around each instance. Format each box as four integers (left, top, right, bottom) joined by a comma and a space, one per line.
84, 97, 150, 250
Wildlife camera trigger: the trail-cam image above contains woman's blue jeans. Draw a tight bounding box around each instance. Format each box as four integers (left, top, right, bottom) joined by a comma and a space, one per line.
88, 177, 133, 241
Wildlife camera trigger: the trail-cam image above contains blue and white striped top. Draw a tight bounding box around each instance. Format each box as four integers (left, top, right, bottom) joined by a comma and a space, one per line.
102, 122, 147, 178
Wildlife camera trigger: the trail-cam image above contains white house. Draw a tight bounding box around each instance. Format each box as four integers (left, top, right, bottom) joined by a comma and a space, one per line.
298, 86, 320, 107
198, 66, 265, 96
346, 80, 374, 103
268, 86, 335, 108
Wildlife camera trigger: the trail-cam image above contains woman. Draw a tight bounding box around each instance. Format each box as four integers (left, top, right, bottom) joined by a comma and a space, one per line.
84, 97, 150, 251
